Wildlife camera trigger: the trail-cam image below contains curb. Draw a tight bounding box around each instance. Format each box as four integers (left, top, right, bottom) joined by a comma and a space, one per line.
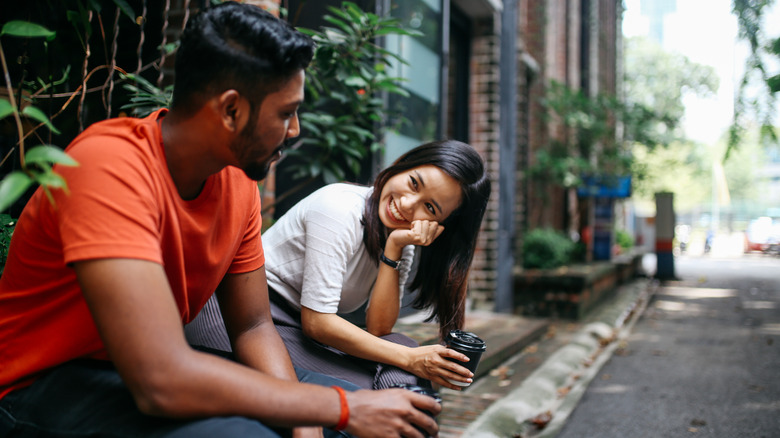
461, 278, 657, 438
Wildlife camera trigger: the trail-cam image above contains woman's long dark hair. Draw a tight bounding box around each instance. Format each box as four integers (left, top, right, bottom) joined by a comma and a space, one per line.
362, 140, 491, 340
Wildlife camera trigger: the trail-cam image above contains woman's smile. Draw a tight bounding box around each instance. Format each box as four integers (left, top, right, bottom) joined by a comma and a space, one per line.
388, 198, 409, 224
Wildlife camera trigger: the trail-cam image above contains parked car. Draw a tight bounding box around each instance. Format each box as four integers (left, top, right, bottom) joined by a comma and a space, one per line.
744, 217, 779, 253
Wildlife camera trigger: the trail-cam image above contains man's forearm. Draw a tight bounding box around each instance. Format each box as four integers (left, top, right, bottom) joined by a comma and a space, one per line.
232, 321, 299, 381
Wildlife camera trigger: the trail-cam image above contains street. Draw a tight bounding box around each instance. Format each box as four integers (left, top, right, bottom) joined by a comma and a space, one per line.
555, 248, 780, 437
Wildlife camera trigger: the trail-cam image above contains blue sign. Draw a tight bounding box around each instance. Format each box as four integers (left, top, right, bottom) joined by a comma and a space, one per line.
577, 175, 631, 198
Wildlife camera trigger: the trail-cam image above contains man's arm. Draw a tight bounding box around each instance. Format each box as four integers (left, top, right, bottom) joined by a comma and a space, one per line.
74, 258, 439, 436
216, 266, 298, 381
216, 266, 320, 438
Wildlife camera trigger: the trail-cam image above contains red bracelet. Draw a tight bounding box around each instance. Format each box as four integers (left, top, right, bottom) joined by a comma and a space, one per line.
331, 385, 350, 431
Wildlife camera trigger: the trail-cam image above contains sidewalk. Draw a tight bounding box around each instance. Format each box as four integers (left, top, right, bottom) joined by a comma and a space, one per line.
396, 276, 656, 437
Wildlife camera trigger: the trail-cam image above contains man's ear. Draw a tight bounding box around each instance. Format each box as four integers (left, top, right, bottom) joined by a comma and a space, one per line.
217, 89, 248, 133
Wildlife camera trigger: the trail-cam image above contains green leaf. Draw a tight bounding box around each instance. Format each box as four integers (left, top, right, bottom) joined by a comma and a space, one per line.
326, 6, 354, 24
375, 26, 423, 37
111, 0, 136, 22
160, 42, 179, 55
0, 172, 33, 213
1, 21, 56, 40
323, 16, 355, 36
381, 83, 410, 97
25, 145, 78, 167
322, 167, 339, 185
0, 99, 14, 120
767, 73, 780, 93
35, 170, 68, 190
21, 106, 60, 134
344, 76, 368, 88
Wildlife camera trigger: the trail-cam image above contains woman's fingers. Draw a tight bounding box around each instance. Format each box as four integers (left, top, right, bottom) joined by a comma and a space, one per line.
410, 220, 443, 246
411, 346, 474, 390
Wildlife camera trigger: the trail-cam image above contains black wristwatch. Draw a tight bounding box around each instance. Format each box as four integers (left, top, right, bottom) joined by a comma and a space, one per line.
380, 252, 400, 270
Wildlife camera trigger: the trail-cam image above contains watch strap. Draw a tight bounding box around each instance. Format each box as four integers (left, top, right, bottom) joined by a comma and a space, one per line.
379, 252, 400, 270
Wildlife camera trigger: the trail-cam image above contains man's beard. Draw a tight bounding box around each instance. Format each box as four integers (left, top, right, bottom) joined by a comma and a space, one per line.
242, 159, 274, 181
232, 124, 283, 181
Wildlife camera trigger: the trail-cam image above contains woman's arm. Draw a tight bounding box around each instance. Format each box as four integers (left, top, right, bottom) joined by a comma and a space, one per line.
302, 306, 474, 390
364, 219, 442, 335
363, 250, 402, 336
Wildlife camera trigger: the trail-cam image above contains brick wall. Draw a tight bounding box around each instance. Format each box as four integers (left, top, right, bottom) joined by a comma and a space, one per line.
465, 17, 501, 308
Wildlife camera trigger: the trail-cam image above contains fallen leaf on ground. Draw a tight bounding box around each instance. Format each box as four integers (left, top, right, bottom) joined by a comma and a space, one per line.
531, 411, 552, 429
489, 366, 514, 380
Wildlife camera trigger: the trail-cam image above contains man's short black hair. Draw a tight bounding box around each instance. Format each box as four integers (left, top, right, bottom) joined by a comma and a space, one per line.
171, 1, 314, 112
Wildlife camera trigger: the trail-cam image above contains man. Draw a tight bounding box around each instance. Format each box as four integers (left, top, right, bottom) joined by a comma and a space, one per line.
0, 3, 439, 437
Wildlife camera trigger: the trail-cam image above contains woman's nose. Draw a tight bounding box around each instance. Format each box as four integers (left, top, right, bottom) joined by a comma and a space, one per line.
398, 195, 417, 215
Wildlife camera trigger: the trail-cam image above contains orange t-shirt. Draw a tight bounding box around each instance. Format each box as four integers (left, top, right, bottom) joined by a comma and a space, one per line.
0, 109, 264, 398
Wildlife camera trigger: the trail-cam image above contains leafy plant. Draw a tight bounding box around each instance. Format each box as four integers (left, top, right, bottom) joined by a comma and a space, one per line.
522, 228, 574, 269
0, 214, 15, 275
615, 229, 634, 251
119, 72, 173, 117
728, 0, 780, 160
276, 1, 420, 204
0, 20, 79, 213
531, 80, 631, 190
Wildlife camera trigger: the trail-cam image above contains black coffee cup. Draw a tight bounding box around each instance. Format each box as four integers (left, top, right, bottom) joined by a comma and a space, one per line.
390, 383, 441, 437
444, 329, 486, 387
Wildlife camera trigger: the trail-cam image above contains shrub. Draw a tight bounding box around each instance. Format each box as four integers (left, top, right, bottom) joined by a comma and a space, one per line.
615, 229, 634, 250
522, 228, 574, 269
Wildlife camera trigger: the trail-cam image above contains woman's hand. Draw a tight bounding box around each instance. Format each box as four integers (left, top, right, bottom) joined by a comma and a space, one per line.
387, 220, 444, 252
404, 344, 474, 390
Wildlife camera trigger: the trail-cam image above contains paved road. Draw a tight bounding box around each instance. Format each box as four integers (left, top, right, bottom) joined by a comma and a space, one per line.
556, 252, 780, 438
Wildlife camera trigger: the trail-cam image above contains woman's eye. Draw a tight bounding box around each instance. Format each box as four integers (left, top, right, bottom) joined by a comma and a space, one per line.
410, 176, 418, 189
426, 203, 435, 215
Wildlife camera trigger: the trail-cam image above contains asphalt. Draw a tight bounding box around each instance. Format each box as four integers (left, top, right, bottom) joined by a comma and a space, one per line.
396, 275, 657, 438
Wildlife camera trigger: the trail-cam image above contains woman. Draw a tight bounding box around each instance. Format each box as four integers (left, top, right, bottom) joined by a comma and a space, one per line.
186, 140, 491, 390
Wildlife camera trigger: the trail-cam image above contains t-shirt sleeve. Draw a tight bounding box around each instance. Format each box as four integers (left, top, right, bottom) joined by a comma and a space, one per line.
228, 187, 264, 274
298, 191, 364, 313
56, 134, 165, 265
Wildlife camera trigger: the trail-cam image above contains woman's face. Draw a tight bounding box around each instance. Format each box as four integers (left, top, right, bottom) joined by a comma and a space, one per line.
378, 164, 463, 230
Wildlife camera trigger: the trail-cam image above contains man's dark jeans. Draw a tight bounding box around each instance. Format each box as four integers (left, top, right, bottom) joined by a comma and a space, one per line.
0, 355, 357, 437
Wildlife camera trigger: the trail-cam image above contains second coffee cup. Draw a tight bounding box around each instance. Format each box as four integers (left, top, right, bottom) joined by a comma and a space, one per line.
390, 383, 441, 437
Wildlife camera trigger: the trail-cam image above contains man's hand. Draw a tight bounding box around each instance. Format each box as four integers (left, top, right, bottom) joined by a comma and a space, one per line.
344, 389, 441, 438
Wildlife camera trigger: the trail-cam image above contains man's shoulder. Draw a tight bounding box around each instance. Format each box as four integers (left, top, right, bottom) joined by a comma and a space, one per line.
68, 110, 164, 151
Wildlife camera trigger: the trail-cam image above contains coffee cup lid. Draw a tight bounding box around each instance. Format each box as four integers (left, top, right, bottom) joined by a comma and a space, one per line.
446, 330, 486, 352
389, 383, 442, 403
